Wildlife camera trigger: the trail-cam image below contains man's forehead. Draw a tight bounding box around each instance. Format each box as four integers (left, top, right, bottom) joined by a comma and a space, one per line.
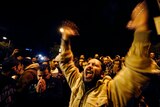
52, 59, 58, 62
88, 59, 101, 64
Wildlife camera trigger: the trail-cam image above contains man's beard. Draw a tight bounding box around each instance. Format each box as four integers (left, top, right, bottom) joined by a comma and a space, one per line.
83, 74, 102, 91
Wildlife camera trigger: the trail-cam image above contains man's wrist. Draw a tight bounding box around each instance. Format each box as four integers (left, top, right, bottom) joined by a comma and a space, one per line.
136, 24, 149, 32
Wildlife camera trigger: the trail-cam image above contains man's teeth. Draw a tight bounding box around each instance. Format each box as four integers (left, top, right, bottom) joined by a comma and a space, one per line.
86, 71, 92, 74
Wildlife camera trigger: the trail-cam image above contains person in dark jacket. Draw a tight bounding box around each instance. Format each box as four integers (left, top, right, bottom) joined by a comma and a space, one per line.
0, 57, 19, 107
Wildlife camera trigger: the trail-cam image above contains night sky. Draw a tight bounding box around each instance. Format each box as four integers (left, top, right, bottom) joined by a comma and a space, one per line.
0, 0, 159, 58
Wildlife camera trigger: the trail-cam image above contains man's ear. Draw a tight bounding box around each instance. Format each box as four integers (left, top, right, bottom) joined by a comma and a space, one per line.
100, 71, 104, 78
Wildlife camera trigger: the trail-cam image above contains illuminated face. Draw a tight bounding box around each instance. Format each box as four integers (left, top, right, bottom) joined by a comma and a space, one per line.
79, 59, 84, 66
83, 58, 102, 82
150, 52, 155, 59
112, 60, 121, 73
103, 57, 110, 65
37, 70, 44, 80
37, 68, 50, 80
50, 59, 59, 69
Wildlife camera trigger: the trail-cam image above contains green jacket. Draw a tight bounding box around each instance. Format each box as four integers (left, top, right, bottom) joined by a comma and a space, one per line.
58, 31, 160, 107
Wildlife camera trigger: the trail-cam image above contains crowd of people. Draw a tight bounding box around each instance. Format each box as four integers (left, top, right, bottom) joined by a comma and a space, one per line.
0, 49, 71, 107
1, 0, 160, 107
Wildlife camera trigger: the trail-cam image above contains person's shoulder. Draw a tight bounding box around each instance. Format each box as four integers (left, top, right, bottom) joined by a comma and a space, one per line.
20, 68, 37, 81
103, 75, 112, 83
25, 63, 39, 71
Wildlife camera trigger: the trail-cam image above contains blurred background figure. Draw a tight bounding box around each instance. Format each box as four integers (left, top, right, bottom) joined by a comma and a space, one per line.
0, 57, 19, 107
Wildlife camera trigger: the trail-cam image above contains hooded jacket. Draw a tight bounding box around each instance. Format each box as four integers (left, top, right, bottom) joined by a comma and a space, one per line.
17, 63, 39, 93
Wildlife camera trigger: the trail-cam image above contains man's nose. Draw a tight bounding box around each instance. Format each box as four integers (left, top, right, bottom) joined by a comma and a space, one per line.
87, 64, 93, 69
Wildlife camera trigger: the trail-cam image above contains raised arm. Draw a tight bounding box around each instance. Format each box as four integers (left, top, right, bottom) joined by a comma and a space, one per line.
108, 1, 160, 107
58, 20, 81, 87
125, 0, 152, 72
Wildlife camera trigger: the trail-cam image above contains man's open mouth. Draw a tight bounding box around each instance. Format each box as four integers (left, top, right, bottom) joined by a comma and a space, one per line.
86, 71, 93, 78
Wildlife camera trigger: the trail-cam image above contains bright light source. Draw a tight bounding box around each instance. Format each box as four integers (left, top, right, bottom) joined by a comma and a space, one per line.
38, 54, 42, 57
59, 48, 61, 53
59, 27, 64, 33
3, 36, 7, 40
25, 48, 32, 51
40, 56, 45, 60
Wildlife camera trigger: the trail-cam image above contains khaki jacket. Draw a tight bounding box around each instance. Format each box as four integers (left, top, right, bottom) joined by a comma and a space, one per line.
58, 31, 160, 107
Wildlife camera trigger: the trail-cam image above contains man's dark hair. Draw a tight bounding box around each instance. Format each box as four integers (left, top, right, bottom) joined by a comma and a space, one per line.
2, 57, 19, 72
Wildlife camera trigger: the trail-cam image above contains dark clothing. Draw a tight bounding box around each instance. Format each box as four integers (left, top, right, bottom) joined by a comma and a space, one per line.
15, 68, 37, 107
140, 75, 160, 107
16, 68, 37, 93
17, 76, 69, 107
0, 74, 17, 107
